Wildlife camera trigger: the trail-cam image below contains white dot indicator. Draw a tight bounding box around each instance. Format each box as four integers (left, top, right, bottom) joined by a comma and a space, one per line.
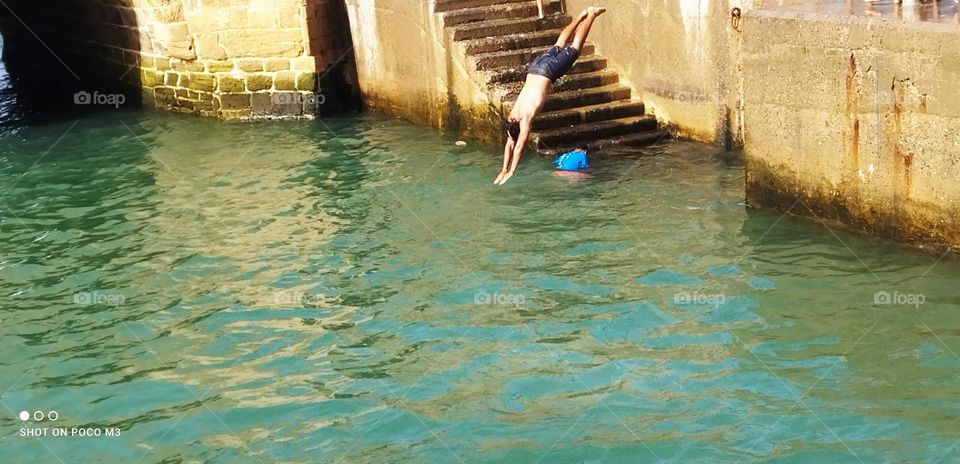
18, 411, 29, 421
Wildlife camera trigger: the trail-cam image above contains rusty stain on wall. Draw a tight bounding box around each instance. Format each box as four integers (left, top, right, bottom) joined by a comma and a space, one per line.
845, 53, 861, 171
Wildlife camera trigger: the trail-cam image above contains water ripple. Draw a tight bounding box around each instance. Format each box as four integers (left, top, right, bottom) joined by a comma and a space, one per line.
0, 113, 958, 463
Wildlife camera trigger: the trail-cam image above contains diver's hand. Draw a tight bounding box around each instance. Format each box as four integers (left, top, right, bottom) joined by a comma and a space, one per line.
494, 171, 507, 184
495, 171, 514, 185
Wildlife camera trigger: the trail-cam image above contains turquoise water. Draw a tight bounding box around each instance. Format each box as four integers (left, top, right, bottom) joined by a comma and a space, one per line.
2, 67, 960, 464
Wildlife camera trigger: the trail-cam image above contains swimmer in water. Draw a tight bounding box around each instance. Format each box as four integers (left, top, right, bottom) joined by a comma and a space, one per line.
553, 144, 592, 179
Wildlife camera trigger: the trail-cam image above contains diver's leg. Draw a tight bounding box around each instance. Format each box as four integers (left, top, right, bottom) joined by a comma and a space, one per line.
570, 7, 605, 51
554, 10, 588, 47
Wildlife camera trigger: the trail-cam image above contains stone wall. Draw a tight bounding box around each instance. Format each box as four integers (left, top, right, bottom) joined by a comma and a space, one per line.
563, 0, 814, 146
342, 0, 503, 144
141, 0, 317, 118
742, 4, 960, 250
0, 0, 357, 119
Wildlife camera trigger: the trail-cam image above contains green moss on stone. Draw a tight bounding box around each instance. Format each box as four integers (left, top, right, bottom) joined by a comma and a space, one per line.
296, 72, 316, 91
189, 73, 216, 92
141, 69, 164, 88
275, 71, 297, 91
246, 74, 273, 92
206, 61, 234, 73
218, 75, 245, 93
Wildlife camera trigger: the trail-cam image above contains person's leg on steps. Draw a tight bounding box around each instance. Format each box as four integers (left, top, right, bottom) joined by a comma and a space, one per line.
536, 0, 545, 19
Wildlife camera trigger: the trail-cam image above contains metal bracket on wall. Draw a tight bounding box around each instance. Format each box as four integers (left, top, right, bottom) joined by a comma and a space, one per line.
731, 7, 742, 32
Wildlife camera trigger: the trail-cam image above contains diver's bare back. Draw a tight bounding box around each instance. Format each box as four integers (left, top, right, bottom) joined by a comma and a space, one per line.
510, 74, 552, 123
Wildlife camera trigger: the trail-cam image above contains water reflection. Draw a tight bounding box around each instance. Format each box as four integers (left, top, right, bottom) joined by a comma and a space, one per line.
121, 118, 363, 409
0, 34, 22, 134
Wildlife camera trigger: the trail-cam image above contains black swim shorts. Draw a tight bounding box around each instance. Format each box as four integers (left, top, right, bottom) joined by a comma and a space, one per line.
528, 45, 580, 82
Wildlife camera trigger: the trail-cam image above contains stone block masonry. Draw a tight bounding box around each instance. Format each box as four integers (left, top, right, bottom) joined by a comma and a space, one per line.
139, 0, 357, 119
0, 0, 358, 119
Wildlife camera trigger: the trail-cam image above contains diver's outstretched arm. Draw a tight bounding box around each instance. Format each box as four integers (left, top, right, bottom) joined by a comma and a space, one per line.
495, 137, 515, 184
496, 120, 532, 185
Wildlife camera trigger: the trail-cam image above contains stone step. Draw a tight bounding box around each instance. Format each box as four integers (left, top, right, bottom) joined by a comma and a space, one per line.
441, 0, 562, 27
497, 69, 619, 99
461, 30, 564, 55
539, 84, 632, 112
434, 0, 667, 158
487, 55, 607, 84
435, 0, 529, 13
532, 115, 660, 150
539, 129, 670, 156
472, 43, 594, 70
451, 13, 571, 41
532, 99, 645, 131
504, 84, 632, 117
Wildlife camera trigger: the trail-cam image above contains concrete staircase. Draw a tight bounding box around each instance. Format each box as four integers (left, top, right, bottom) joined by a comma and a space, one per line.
435, 0, 667, 155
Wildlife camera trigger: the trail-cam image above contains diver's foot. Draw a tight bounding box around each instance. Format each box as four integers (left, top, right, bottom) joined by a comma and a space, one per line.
588, 7, 607, 16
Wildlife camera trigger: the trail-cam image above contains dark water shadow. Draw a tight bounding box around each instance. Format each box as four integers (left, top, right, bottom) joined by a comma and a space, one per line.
0, 0, 142, 129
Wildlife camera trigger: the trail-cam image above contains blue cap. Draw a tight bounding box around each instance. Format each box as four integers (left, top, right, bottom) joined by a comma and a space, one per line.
554, 150, 589, 171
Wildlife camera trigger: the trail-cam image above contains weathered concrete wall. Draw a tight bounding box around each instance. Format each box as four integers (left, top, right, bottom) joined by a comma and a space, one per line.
342, 0, 503, 144
743, 6, 960, 250
562, 0, 812, 146
0, 0, 357, 119
563, 0, 723, 144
